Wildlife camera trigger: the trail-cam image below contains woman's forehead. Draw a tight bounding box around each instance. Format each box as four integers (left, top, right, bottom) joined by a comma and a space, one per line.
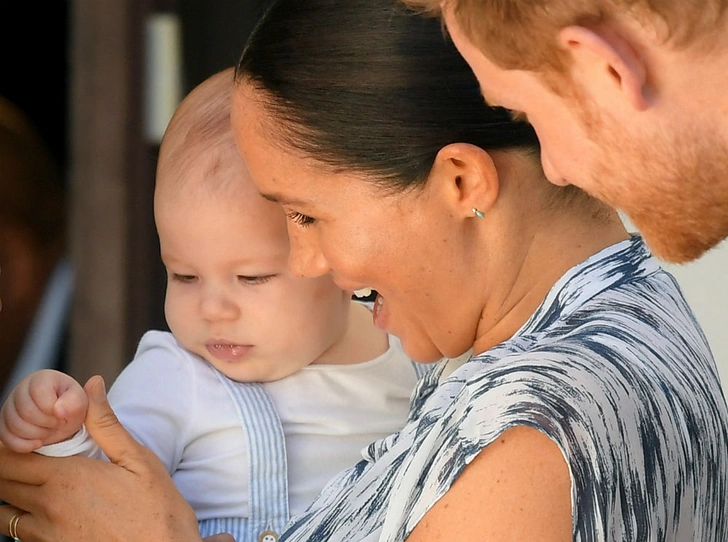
231, 81, 406, 213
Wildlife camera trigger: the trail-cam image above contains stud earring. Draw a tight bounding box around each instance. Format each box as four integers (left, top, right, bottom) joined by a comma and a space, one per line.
472, 207, 485, 219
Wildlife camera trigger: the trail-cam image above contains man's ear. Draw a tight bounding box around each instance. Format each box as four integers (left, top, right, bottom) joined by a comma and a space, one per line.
430, 143, 500, 218
558, 25, 649, 111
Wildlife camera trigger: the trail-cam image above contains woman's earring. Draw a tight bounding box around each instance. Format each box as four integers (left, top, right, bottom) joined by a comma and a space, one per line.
472, 207, 485, 219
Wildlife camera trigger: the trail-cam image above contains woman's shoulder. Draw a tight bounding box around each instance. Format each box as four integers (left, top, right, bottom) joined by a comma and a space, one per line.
404, 425, 571, 542
452, 315, 725, 448
417, 325, 728, 539
394, 346, 728, 541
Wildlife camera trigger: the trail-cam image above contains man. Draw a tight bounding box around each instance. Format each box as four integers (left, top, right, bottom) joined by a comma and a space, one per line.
404, 0, 728, 263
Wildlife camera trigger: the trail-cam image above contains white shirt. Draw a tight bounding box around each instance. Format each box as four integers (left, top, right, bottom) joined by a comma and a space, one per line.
41, 328, 428, 521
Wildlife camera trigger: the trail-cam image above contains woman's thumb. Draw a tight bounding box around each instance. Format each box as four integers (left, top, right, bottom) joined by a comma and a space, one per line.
83, 375, 142, 466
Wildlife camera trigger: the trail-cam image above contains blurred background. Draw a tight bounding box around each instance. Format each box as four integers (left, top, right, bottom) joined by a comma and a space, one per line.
1, 0, 726, 397
0, 0, 267, 396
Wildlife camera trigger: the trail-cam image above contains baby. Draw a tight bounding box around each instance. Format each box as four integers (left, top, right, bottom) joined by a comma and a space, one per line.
0, 68, 428, 542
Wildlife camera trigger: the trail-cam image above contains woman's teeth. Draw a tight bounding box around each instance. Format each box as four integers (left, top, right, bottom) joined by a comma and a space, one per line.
353, 287, 372, 298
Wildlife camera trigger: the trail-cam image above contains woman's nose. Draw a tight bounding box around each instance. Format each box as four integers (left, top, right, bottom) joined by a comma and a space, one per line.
287, 227, 330, 278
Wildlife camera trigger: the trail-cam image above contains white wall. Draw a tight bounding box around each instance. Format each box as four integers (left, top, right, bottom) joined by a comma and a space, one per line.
622, 216, 728, 397
662, 242, 728, 396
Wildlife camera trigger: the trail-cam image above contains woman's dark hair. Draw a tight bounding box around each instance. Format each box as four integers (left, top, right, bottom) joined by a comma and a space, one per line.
235, 0, 540, 190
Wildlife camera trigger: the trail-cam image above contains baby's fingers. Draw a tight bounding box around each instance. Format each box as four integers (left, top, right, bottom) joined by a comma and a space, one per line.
0, 401, 48, 453
26, 370, 78, 412
8, 386, 62, 430
53, 387, 89, 428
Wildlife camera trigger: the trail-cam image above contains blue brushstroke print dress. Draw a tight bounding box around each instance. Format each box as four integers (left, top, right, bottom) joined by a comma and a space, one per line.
280, 235, 728, 542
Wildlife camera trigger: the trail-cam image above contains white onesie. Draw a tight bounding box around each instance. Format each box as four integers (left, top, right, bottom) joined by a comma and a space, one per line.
41, 328, 429, 542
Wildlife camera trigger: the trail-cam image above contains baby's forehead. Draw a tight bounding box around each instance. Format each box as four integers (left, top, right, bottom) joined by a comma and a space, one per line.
156, 180, 267, 218
158, 146, 255, 199
156, 192, 291, 269
157, 170, 285, 231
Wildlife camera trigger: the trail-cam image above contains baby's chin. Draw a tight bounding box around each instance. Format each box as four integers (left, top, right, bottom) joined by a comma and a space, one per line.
212, 358, 304, 384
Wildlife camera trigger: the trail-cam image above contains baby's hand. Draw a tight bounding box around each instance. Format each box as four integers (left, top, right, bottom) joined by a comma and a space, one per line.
0, 369, 88, 452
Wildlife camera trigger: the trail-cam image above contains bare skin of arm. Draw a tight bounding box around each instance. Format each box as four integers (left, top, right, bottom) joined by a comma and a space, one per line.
406, 425, 573, 542
0, 377, 233, 542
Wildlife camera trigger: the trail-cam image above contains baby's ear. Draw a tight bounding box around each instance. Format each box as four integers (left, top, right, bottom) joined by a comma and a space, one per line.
558, 25, 649, 112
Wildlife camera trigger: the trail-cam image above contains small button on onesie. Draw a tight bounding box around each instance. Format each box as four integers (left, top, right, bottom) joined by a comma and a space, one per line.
258, 531, 279, 542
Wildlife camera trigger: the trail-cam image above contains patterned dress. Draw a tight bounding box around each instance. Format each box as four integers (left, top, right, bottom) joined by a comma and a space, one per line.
280, 236, 728, 542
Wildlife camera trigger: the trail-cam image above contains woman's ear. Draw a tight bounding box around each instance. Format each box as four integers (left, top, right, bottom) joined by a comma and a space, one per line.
558, 25, 649, 111
430, 143, 500, 218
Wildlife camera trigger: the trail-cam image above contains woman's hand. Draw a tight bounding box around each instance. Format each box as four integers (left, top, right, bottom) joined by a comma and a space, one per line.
0, 376, 203, 542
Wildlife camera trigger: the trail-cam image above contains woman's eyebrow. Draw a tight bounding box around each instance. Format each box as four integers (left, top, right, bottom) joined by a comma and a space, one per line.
260, 191, 310, 207
260, 192, 280, 203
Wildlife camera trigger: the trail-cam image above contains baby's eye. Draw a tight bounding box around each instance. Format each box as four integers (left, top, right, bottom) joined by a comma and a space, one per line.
285, 211, 315, 227
171, 273, 197, 284
238, 275, 274, 285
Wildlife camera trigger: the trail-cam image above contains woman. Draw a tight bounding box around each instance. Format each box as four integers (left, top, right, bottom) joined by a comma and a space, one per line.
1, 0, 726, 541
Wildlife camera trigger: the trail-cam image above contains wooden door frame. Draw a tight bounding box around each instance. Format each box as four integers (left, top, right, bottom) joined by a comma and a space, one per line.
69, 0, 157, 384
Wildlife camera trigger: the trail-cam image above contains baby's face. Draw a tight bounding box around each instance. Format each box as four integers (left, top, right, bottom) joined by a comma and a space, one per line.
156, 175, 350, 383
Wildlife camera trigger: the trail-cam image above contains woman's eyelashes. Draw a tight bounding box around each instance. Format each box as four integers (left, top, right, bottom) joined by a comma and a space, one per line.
285, 210, 316, 227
